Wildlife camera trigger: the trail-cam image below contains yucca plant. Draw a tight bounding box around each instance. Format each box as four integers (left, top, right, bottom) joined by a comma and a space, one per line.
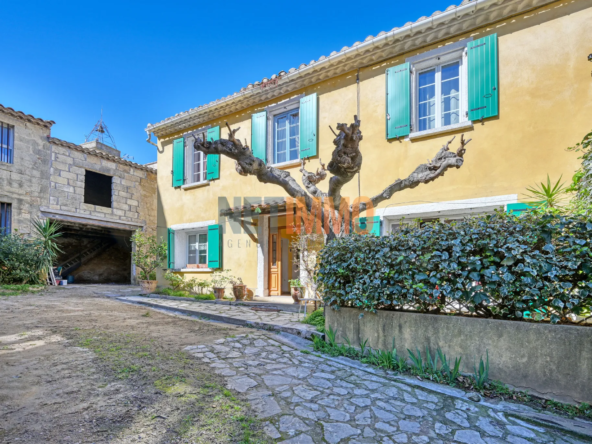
524, 175, 566, 209
473, 351, 490, 389
32, 218, 63, 275
408, 347, 425, 375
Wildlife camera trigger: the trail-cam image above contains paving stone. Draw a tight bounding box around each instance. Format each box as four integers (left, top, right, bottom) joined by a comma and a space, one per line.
505, 437, 532, 444
399, 420, 421, 433
321, 422, 361, 444
279, 433, 315, 444
226, 375, 258, 393
332, 387, 349, 395
263, 422, 281, 439
279, 415, 310, 433
372, 406, 397, 421
506, 425, 537, 438
415, 389, 439, 403
263, 374, 294, 386
412, 436, 429, 444
435, 422, 451, 435
295, 406, 317, 420
404, 392, 418, 403
392, 433, 409, 443
308, 378, 333, 389
455, 400, 480, 413
476, 417, 504, 437
293, 386, 321, 400
445, 410, 470, 427
326, 407, 350, 421
351, 397, 372, 407
454, 430, 486, 444
403, 405, 426, 417
508, 418, 546, 432
363, 427, 376, 438
355, 409, 372, 425
375, 421, 398, 433
312, 372, 335, 379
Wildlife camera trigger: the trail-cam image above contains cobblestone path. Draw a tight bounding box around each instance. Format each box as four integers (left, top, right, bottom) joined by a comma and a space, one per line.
183, 332, 584, 444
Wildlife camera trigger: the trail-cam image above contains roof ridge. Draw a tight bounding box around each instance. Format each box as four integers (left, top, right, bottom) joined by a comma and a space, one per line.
48, 137, 156, 173
0, 104, 55, 129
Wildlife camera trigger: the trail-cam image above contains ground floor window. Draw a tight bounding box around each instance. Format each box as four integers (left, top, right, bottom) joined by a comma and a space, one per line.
0, 202, 11, 235
188, 232, 207, 265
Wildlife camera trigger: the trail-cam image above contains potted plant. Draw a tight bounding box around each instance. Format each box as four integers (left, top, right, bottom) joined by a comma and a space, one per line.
230, 276, 247, 301
131, 229, 167, 295
289, 278, 305, 304
211, 270, 232, 300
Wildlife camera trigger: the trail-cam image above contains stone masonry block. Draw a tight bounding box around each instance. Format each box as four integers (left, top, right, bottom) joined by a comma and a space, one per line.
60, 171, 77, 180
55, 154, 74, 164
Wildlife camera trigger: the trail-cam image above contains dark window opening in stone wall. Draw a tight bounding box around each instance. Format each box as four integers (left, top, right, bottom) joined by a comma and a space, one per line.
84, 170, 112, 208
0, 202, 11, 235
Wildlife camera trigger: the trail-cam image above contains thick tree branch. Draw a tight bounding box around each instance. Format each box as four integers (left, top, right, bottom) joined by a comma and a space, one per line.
326, 116, 363, 208
358, 135, 471, 212
193, 122, 312, 207
300, 158, 327, 198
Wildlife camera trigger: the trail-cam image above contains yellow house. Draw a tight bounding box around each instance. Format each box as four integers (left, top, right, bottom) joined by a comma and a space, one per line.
147, 0, 592, 297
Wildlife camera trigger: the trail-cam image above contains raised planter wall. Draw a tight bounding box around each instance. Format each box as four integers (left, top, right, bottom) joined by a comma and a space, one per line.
326, 307, 592, 404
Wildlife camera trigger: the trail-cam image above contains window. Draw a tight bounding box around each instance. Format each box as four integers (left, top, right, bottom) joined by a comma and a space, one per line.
184, 129, 209, 185
84, 170, 113, 208
0, 202, 11, 235
188, 232, 208, 265
0, 122, 14, 164
418, 62, 460, 131
409, 39, 469, 135
273, 109, 299, 164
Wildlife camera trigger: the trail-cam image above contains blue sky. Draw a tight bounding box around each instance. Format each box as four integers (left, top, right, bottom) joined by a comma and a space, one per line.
2, 0, 453, 164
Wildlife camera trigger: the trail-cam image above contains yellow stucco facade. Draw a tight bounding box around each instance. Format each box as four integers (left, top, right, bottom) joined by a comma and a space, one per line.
153, 0, 592, 294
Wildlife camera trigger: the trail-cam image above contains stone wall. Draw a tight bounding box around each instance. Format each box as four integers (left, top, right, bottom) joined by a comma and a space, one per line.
0, 109, 52, 234
46, 139, 157, 234
326, 307, 592, 404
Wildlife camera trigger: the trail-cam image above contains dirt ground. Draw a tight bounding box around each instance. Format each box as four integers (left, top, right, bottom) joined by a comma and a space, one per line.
0, 285, 270, 444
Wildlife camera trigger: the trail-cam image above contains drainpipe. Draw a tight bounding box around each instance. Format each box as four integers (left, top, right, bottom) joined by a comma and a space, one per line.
145, 130, 158, 148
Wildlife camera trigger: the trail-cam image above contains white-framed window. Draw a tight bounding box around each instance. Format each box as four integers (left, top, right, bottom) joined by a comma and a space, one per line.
265, 95, 303, 166
188, 231, 208, 265
185, 127, 210, 185
408, 39, 470, 135
273, 109, 300, 164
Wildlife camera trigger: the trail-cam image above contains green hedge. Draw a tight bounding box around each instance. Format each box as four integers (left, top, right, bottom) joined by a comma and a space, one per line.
317, 212, 592, 323
0, 234, 46, 285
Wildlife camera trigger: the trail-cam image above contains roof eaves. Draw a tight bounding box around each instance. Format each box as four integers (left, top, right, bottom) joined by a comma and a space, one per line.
0, 104, 55, 129
48, 137, 157, 173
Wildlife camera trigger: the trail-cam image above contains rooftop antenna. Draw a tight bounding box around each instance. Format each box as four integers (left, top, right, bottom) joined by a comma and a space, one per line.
85, 109, 117, 148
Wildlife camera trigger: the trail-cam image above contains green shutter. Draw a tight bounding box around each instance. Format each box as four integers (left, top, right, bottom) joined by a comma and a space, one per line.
206, 126, 220, 180
468, 34, 499, 121
167, 228, 175, 269
207, 224, 222, 269
299, 93, 318, 159
507, 203, 532, 216
251, 111, 267, 162
172, 138, 184, 187
355, 216, 381, 235
386, 63, 411, 139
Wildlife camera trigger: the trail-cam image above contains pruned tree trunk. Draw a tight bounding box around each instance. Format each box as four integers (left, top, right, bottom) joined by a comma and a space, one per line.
193, 118, 470, 240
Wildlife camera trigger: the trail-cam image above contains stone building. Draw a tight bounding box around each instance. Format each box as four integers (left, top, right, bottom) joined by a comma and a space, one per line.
0, 104, 157, 284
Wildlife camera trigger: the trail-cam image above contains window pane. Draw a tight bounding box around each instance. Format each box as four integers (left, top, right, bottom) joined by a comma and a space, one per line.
418, 69, 436, 131
198, 234, 207, 264
188, 234, 197, 264
441, 62, 460, 127
441, 62, 459, 82
418, 69, 435, 87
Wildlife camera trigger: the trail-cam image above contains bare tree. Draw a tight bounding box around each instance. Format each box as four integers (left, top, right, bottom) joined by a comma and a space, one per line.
193, 117, 470, 240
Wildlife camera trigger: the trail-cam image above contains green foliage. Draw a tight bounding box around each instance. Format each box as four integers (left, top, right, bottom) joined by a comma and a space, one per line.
211, 270, 234, 288
524, 175, 566, 210
156, 287, 215, 300
289, 278, 302, 287
318, 211, 592, 324
32, 218, 64, 274
473, 351, 490, 389
131, 230, 167, 281
164, 272, 185, 290
567, 129, 592, 204
0, 284, 45, 297
301, 308, 325, 332
0, 233, 46, 284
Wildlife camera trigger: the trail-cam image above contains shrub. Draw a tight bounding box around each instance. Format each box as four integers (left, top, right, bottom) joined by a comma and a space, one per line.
0, 234, 46, 284
302, 308, 326, 332
164, 272, 185, 290
317, 211, 592, 324
131, 230, 167, 281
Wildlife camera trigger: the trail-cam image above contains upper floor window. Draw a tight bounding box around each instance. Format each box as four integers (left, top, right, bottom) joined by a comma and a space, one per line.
273, 109, 299, 164
0, 122, 14, 164
184, 130, 209, 185
0, 202, 12, 235
84, 170, 113, 208
188, 232, 207, 265
418, 61, 461, 131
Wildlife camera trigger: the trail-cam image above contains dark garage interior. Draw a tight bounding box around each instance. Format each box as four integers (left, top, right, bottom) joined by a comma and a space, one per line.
53, 221, 133, 284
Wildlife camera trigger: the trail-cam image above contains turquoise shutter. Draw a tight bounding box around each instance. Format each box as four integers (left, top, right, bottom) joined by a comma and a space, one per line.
355, 216, 381, 235
251, 111, 267, 162
207, 224, 222, 269
507, 203, 532, 216
299, 93, 318, 159
172, 138, 184, 187
167, 228, 175, 269
386, 63, 411, 139
468, 34, 499, 121
206, 126, 220, 180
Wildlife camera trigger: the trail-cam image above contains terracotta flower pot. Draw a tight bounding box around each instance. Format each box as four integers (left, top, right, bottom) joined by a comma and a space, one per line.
291, 286, 304, 304
139, 280, 158, 295
233, 284, 247, 301
213, 287, 225, 300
